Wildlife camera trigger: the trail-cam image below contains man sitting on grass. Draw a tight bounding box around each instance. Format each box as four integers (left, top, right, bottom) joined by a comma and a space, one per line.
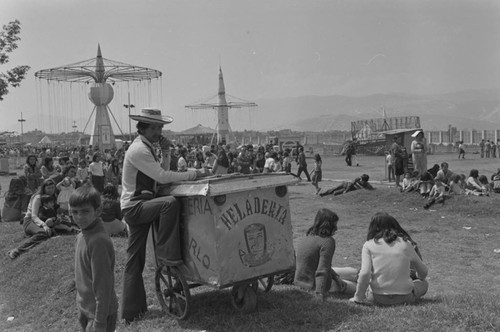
319, 174, 374, 197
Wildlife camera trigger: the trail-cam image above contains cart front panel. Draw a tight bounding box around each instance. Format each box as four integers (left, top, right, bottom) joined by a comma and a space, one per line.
177, 185, 295, 288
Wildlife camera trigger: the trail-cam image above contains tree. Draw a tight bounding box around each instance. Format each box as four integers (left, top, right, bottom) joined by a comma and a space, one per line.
0, 20, 30, 101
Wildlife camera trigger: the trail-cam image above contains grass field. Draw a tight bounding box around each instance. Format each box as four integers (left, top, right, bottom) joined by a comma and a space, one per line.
1, 153, 499, 331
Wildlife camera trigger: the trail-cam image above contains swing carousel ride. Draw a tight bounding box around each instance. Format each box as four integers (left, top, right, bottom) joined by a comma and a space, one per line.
185, 67, 258, 145
34, 44, 162, 150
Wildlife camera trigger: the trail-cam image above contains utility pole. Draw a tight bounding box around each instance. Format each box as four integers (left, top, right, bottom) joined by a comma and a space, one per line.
18, 112, 26, 144
123, 92, 135, 142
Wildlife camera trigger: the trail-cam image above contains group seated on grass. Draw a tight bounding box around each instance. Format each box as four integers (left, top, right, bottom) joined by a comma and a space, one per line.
399, 162, 500, 209
281, 208, 428, 306
3, 176, 127, 260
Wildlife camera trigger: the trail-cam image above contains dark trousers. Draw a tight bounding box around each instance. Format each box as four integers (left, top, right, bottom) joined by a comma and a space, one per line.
14, 220, 50, 255
121, 196, 181, 321
345, 153, 352, 166
91, 175, 105, 193
297, 165, 311, 181
79, 311, 117, 332
424, 196, 445, 209
319, 182, 349, 197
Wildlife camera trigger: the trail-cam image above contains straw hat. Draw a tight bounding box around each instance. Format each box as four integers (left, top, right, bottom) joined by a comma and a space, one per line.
129, 108, 173, 124
411, 130, 423, 137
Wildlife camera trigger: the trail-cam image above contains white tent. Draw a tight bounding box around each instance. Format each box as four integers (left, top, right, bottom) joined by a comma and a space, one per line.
39, 136, 52, 145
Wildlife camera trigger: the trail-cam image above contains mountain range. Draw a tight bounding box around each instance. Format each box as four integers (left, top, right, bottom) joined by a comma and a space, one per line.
253, 89, 500, 132
5, 89, 500, 135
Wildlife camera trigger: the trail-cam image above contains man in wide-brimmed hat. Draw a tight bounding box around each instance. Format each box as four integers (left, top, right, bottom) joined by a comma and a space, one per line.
120, 108, 203, 323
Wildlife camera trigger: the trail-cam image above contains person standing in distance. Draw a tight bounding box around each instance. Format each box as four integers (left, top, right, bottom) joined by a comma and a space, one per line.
411, 130, 428, 177
120, 108, 204, 323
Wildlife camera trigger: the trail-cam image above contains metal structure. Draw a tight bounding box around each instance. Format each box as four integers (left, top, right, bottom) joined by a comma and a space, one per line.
185, 67, 257, 144
349, 113, 421, 156
17, 113, 26, 144
351, 115, 421, 140
34, 44, 162, 150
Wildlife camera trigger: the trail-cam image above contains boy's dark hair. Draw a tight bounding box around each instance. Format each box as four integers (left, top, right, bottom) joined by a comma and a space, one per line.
69, 184, 101, 210
306, 208, 339, 237
40, 194, 56, 206
360, 174, 369, 182
102, 183, 119, 200
478, 175, 488, 185
367, 212, 415, 245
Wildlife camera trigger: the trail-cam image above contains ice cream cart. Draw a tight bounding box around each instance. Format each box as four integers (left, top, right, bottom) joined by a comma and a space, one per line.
155, 173, 299, 319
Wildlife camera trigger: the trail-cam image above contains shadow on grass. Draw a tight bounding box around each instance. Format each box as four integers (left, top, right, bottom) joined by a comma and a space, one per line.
133, 286, 366, 332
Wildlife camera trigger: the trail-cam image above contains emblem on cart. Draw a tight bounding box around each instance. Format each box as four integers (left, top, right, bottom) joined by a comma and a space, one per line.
239, 223, 272, 267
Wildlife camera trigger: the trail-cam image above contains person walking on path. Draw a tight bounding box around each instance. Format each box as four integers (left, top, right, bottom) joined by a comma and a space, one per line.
311, 153, 322, 194
296, 147, 311, 181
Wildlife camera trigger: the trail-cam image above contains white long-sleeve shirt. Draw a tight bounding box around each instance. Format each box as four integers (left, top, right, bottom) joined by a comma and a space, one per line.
120, 135, 196, 210
353, 237, 428, 301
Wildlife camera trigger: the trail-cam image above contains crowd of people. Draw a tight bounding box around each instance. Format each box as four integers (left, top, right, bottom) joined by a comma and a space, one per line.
2, 111, 500, 329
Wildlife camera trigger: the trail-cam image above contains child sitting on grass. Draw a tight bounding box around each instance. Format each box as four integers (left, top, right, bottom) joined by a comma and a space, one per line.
70, 184, 118, 332
448, 174, 465, 195
423, 180, 446, 209
38, 194, 78, 233
401, 171, 421, 193
349, 212, 428, 306
465, 169, 488, 196
491, 172, 500, 194
56, 175, 76, 214
478, 175, 491, 196
294, 208, 356, 301
319, 174, 374, 197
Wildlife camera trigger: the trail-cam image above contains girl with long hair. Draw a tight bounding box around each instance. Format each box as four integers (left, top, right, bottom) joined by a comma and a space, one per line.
40, 156, 56, 179
24, 154, 42, 194
294, 208, 356, 300
213, 149, 230, 175
7, 179, 59, 259
349, 212, 428, 305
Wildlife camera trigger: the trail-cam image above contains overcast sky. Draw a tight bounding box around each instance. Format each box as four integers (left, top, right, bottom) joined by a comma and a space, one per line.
1, 0, 500, 134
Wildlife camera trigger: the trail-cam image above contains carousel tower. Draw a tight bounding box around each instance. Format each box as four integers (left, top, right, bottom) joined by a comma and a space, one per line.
35, 44, 162, 150
186, 67, 257, 144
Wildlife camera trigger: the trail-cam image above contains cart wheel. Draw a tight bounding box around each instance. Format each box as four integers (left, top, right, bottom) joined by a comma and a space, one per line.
231, 283, 258, 313
258, 276, 274, 292
155, 265, 191, 320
